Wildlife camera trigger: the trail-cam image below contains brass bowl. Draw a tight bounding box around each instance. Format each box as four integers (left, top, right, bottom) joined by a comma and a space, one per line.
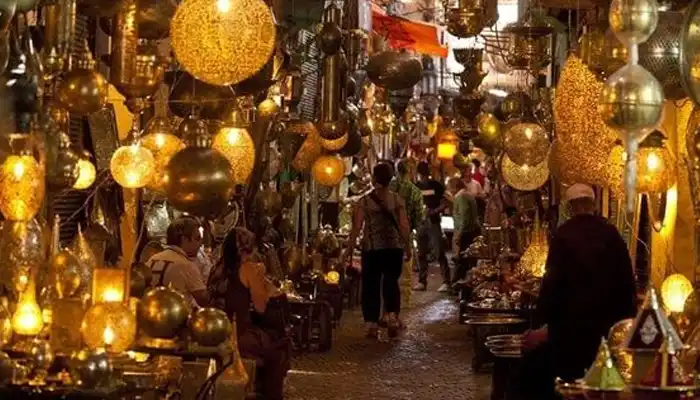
365, 50, 423, 90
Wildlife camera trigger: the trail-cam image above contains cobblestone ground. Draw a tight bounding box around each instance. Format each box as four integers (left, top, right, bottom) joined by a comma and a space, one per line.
286, 271, 491, 400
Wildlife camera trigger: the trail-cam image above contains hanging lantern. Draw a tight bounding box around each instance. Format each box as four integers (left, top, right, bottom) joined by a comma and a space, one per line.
0, 219, 46, 298
503, 122, 550, 166
81, 302, 136, 353
437, 128, 459, 160
474, 112, 501, 150
661, 273, 693, 313
503, 10, 554, 72
170, 0, 276, 86
110, 143, 156, 189
189, 308, 232, 347
73, 151, 96, 190
56, 40, 108, 115
46, 132, 80, 190
212, 126, 256, 185
141, 118, 185, 193
92, 267, 126, 303
311, 155, 345, 187
636, 131, 676, 194
12, 277, 43, 336
0, 152, 44, 221
69, 225, 97, 297
518, 222, 548, 278
501, 153, 550, 192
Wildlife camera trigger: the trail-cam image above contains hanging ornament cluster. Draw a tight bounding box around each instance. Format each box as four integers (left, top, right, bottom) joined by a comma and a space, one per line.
599, 0, 665, 210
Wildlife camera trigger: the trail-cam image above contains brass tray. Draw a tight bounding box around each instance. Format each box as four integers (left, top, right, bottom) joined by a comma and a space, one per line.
465, 316, 526, 326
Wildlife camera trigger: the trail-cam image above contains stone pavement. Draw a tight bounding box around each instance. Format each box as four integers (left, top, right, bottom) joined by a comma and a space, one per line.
285, 272, 491, 400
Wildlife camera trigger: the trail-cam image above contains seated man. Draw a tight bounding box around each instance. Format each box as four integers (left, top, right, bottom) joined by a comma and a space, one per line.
147, 217, 210, 308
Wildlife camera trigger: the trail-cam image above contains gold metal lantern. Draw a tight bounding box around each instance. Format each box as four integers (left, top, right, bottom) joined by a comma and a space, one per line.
92, 267, 126, 303
110, 142, 156, 189
503, 122, 550, 166
661, 273, 693, 313
636, 131, 676, 194
141, 118, 185, 193
73, 151, 96, 190
0, 152, 44, 221
170, 0, 276, 86
501, 153, 550, 192
212, 126, 256, 185
608, 0, 659, 46
81, 302, 136, 354
437, 128, 459, 160
311, 155, 345, 187
517, 221, 548, 278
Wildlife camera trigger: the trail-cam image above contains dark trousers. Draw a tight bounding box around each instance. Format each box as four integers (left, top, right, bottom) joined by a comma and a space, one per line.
453, 229, 479, 283
361, 248, 403, 323
417, 218, 449, 284
239, 327, 290, 400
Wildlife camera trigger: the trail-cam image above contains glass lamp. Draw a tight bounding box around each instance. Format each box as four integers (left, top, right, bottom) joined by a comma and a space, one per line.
92, 267, 126, 303
110, 143, 156, 189
311, 155, 345, 187
12, 278, 43, 336
81, 302, 136, 354
141, 129, 185, 193
213, 126, 256, 185
0, 154, 44, 221
661, 273, 693, 313
636, 131, 676, 194
437, 128, 458, 160
73, 151, 96, 190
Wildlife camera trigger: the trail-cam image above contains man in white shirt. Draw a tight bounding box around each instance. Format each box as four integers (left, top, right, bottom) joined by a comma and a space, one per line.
463, 168, 484, 198
147, 217, 210, 308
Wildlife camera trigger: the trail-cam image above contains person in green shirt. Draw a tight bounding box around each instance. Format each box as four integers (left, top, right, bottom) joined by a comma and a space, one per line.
389, 159, 425, 232
452, 179, 481, 283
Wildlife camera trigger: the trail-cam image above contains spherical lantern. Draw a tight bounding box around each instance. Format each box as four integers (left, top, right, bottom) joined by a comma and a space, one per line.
164, 134, 235, 218
503, 122, 550, 166
137, 286, 191, 339
320, 133, 349, 152
311, 155, 345, 187
636, 131, 676, 194
598, 63, 665, 142
0, 154, 44, 221
170, 0, 276, 86
474, 112, 501, 150
68, 349, 112, 389
501, 153, 550, 191
0, 219, 45, 297
56, 69, 108, 115
46, 132, 80, 190
81, 302, 136, 353
212, 126, 256, 185
73, 151, 96, 190
141, 120, 185, 193
110, 143, 156, 188
608, 0, 659, 46
189, 307, 232, 347
554, 56, 619, 186
661, 273, 693, 313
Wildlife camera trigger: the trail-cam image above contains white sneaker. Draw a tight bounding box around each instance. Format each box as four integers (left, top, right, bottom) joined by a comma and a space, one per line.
413, 282, 427, 291
437, 283, 450, 292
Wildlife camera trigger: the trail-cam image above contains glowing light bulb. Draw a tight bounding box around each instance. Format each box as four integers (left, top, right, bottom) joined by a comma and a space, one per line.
646, 152, 661, 171
12, 283, 43, 336
12, 161, 25, 179
103, 326, 115, 346
101, 288, 122, 303
661, 273, 693, 313
217, 0, 231, 13
524, 128, 533, 140
73, 158, 96, 190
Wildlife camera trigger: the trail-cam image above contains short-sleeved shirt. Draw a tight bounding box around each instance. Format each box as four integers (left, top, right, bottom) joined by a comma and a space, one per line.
417, 179, 445, 212
360, 191, 405, 251
147, 247, 207, 308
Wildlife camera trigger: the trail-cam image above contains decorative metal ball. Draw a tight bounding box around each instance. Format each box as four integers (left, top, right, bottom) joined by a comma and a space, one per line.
138, 286, 191, 339
311, 155, 345, 187
503, 122, 550, 166
598, 63, 664, 140
170, 0, 276, 86
501, 153, 550, 192
69, 349, 112, 389
257, 98, 279, 119
46, 132, 80, 190
56, 69, 108, 115
0, 154, 44, 221
366, 50, 423, 90
638, 9, 684, 100
81, 302, 136, 353
51, 249, 82, 298
73, 151, 96, 190
164, 143, 235, 218
189, 307, 232, 347
141, 121, 185, 194
317, 116, 349, 142
110, 144, 156, 189
212, 126, 256, 185
27, 338, 54, 370
609, 0, 659, 46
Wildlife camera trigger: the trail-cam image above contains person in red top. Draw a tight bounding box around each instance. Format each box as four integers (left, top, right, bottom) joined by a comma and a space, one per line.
471, 159, 485, 187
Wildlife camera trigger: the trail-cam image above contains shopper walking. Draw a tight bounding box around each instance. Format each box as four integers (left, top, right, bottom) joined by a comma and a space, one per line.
344, 163, 411, 339
414, 161, 450, 292
451, 179, 480, 283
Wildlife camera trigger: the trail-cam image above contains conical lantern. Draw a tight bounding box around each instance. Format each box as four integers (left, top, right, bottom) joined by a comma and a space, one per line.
624, 287, 683, 351
583, 338, 627, 392
69, 225, 97, 297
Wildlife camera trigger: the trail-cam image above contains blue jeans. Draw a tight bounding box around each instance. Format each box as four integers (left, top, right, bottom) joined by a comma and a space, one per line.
416, 218, 449, 284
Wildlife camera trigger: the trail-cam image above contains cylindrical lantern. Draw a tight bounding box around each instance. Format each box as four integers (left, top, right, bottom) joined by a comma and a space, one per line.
311, 155, 345, 187
437, 128, 459, 160
92, 267, 126, 303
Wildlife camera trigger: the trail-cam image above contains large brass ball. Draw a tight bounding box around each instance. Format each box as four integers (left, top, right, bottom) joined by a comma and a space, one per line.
598, 63, 664, 138
189, 307, 232, 347
138, 286, 191, 339
164, 146, 235, 218
56, 69, 108, 115
366, 50, 423, 90
27, 338, 54, 371
503, 122, 550, 166
609, 0, 659, 46
68, 349, 112, 389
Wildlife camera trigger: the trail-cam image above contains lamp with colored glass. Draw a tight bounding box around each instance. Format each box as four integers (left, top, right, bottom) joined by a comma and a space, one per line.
92, 267, 126, 303
81, 302, 136, 354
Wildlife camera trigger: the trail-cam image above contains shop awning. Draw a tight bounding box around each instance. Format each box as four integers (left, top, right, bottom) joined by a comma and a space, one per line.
371, 4, 448, 58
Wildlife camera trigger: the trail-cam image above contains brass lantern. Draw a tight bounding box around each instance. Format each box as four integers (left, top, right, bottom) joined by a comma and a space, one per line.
437, 128, 459, 160
503, 10, 554, 72
311, 155, 345, 187
0, 135, 44, 221
110, 142, 156, 189
636, 131, 676, 194
503, 122, 550, 166
445, 0, 496, 39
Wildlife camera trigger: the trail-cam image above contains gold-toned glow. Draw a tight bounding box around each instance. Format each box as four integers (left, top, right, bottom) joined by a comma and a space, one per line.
320, 133, 349, 151
141, 132, 185, 193
503, 122, 550, 166
553, 56, 618, 186
437, 142, 457, 160
213, 126, 256, 185
661, 273, 693, 313
170, 0, 276, 86
12, 279, 43, 336
73, 158, 96, 190
637, 145, 676, 194
311, 155, 345, 187
92, 268, 126, 303
110, 144, 156, 189
325, 270, 340, 285
518, 225, 548, 278
81, 302, 136, 353
0, 155, 44, 221
502, 153, 550, 191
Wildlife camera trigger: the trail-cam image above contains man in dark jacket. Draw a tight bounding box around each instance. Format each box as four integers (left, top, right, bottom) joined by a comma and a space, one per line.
518, 183, 638, 399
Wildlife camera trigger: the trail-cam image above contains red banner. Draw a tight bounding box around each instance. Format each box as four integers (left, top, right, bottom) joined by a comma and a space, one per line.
372, 5, 448, 58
